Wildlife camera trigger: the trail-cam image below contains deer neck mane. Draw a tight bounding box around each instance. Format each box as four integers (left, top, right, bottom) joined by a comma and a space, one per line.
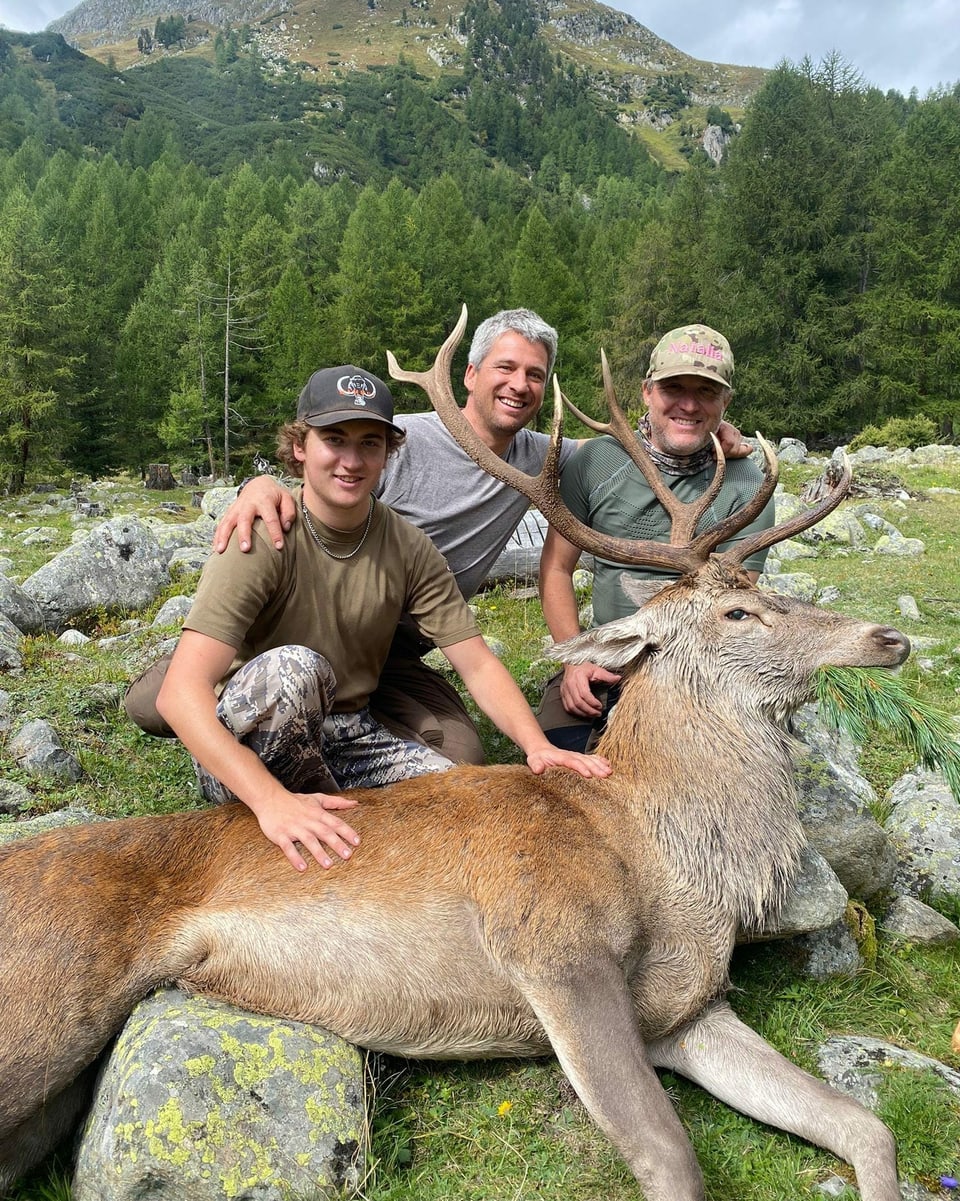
595, 661, 807, 932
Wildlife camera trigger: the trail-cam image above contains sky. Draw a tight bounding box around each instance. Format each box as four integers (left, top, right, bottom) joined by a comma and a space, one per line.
0, 0, 957, 96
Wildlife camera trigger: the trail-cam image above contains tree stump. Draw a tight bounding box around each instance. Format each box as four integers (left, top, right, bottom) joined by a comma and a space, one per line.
145, 463, 176, 491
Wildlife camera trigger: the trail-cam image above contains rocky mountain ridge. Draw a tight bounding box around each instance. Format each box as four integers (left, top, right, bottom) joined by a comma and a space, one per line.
46, 0, 766, 156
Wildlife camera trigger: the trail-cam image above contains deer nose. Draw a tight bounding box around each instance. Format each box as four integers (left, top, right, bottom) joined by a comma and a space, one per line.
874, 626, 911, 664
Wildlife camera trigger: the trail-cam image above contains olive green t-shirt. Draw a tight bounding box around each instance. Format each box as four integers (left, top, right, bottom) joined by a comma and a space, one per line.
185, 489, 480, 713
560, 436, 776, 625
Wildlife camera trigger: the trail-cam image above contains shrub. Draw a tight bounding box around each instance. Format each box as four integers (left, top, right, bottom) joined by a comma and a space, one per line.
848, 414, 938, 451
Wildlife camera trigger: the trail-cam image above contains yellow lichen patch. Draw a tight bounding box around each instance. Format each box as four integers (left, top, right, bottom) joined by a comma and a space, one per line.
185, 1054, 217, 1078
144, 1096, 192, 1168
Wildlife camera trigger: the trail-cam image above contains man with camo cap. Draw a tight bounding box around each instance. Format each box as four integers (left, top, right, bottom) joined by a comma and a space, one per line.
536, 322, 777, 752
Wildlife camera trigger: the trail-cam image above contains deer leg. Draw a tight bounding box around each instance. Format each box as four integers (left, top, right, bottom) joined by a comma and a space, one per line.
649, 1000, 901, 1201
0, 1060, 101, 1192
524, 957, 706, 1201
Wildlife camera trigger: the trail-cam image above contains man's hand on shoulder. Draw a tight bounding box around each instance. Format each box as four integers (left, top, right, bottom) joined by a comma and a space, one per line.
716, 420, 753, 460
214, 476, 296, 553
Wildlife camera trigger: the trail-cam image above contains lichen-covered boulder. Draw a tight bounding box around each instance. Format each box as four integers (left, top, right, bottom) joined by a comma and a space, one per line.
885, 767, 960, 898
20, 518, 168, 633
7, 718, 82, 783
73, 988, 366, 1201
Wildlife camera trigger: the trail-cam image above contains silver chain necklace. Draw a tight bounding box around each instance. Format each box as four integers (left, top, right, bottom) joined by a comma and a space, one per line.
300, 496, 375, 560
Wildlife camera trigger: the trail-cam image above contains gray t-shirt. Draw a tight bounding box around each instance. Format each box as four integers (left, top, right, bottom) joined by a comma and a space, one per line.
378, 411, 577, 601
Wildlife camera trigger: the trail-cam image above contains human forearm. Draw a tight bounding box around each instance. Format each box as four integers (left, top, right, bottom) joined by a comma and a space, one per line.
444, 638, 610, 779
539, 541, 619, 718
158, 673, 288, 813
539, 530, 584, 643
540, 565, 582, 643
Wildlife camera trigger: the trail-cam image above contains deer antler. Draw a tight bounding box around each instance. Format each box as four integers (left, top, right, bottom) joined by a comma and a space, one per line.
715, 451, 852, 568
386, 306, 850, 572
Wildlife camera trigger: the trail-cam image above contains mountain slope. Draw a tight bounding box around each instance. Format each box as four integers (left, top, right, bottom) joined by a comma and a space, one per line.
46, 0, 767, 165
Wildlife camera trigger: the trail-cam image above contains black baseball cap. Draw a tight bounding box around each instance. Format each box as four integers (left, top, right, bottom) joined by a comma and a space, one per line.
296, 366, 402, 434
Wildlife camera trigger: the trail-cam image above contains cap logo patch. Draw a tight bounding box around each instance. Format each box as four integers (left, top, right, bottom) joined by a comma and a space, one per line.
668, 341, 724, 363
337, 374, 378, 407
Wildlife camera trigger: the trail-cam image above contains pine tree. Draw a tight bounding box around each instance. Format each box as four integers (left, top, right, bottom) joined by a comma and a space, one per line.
0, 187, 76, 491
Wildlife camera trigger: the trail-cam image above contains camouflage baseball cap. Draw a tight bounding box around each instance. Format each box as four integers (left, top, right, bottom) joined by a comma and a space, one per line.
645, 324, 733, 386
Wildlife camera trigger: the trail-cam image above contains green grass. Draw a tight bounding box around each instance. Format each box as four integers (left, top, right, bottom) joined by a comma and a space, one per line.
2, 460, 960, 1200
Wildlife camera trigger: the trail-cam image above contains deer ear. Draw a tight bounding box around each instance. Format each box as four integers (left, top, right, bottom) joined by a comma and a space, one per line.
619, 575, 668, 607
552, 611, 660, 671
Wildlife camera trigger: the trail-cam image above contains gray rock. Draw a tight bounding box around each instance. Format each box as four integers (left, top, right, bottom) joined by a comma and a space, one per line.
0, 806, 103, 844
58, 629, 90, 646
152, 595, 194, 627
791, 917, 863, 980
0, 611, 23, 671
791, 708, 896, 901
758, 846, 849, 939
767, 538, 818, 561
0, 573, 46, 634
74, 988, 367, 1201
0, 688, 12, 732
759, 571, 820, 602
860, 511, 899, 535
8, 718, 82, 783
873, 533, 925, 557
17, 525, 59, 547
897, 594, 922, 621
200, 487, 242, 523
880, 895, 959, 946
776, 438, 808, 464
773, 491, 804, 522
847, 446, 891, 467
0, 780, 34, 814
167, 545, 209, 578
798, 509, 867, 548
884, 767, 960, 898
144, 514, 215, 562
816, 1034, 960, 1110
910, 444, 960, 466
21, 518, 169, 633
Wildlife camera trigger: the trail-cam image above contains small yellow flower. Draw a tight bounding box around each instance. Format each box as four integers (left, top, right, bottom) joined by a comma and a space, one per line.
497, 1100, 513, 1117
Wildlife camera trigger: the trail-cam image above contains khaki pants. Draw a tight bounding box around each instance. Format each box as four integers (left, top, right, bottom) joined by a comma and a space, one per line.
370, 627, 485, 765
536, 672, 619, 754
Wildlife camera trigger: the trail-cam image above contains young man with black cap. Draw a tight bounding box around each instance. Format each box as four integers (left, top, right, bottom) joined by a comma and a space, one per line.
154, 365, 610, 873
537, 323, 777, 751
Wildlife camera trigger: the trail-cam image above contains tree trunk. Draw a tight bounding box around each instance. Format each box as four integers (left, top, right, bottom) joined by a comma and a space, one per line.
145, 463, 176, 491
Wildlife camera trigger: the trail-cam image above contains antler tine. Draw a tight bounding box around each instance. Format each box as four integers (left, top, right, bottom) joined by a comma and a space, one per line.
386, 308, 708, 573
717, 445, 852, 569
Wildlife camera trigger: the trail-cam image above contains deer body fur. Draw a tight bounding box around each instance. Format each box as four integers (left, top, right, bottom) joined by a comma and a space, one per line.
0, 561, 909, 1200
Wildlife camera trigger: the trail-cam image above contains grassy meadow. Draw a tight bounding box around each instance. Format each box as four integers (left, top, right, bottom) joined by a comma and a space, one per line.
1, 453, 959, 1201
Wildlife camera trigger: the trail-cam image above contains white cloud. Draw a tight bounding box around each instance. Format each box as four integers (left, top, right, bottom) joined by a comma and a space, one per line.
617, 0, 960, 95
0, 1, 69, 31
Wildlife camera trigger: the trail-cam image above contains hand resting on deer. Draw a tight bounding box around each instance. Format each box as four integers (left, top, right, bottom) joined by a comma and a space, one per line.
0, 311, 910, 1200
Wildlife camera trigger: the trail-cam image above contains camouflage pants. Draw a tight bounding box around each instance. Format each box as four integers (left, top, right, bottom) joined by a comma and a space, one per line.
196, 644, 454, 805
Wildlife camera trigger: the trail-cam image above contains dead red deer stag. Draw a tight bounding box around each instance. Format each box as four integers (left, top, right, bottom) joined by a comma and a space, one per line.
0, 309, 910, 1201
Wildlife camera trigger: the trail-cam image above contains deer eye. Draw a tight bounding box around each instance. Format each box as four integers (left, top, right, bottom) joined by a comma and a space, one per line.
725, 608, 750, 621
